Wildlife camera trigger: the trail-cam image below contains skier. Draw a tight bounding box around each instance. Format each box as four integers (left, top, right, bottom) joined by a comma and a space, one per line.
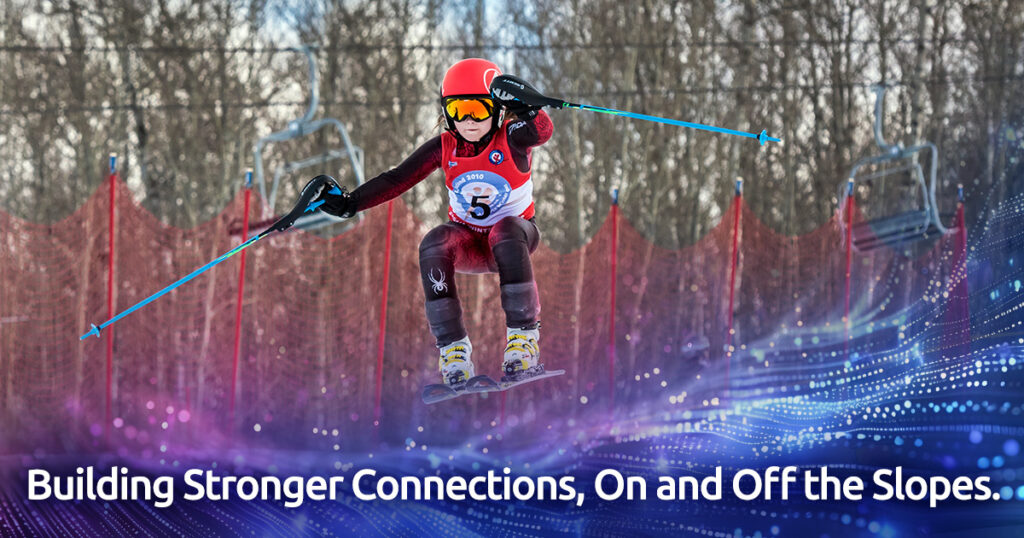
319, 58, 553, 389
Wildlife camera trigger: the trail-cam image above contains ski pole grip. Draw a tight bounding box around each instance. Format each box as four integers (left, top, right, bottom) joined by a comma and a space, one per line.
262, 174, 339, 236
490, 75, 566, 109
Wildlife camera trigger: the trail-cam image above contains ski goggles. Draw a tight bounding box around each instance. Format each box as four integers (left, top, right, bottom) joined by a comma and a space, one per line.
443, 97, 495, 122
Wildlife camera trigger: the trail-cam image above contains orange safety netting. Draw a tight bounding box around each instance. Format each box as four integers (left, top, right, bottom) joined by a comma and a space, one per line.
0, 178, 969, 453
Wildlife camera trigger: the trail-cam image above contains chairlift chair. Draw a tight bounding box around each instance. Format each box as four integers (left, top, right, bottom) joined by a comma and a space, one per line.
251, 45, 366, 233
839, 85, 952, 252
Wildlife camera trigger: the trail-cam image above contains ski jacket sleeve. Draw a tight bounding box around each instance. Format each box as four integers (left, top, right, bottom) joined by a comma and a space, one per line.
352, 136, 443, 212
505, 110, 553, 173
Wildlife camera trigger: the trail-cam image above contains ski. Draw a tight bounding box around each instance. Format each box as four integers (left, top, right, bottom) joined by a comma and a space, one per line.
422, 366, 564, 404
465, 365, 565, 393
421, 375, 500, 404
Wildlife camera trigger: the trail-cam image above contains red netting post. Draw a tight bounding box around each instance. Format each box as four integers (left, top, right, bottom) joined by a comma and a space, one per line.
373, 200, 395, 427
230, 170, 253, 425
955, 183, 968, 290
724, 179, 742, 399
105, 153, 118, 440
948, 184, 970, 358
608, 188, 619, 412
843, 179, 854, 363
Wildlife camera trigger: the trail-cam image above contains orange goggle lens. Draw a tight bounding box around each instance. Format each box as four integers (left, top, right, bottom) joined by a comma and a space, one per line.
444, 98, 494, 122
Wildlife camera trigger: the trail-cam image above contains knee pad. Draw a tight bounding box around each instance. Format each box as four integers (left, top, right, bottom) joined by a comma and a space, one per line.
419, 225, 457, 260
488, 216, 531, 248
500, 282, 540, 328
489, 217, 539, 285
424, 297, 466, 347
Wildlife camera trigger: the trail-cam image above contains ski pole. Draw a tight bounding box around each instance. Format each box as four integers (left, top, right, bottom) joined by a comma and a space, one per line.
562, 103, 780, 146
80, 174, 344, 340
490, 75, 781, 146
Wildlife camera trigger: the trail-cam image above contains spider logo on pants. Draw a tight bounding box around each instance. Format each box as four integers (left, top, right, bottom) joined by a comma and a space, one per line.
429, 268, 448, 294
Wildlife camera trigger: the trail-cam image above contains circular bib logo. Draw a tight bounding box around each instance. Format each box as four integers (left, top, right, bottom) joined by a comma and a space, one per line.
488, 150, 504, 165
451, 171, 511, 221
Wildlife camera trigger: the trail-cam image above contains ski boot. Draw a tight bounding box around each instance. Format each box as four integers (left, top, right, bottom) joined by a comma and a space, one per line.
439, 336, 475, 388
502, 324, 542, 381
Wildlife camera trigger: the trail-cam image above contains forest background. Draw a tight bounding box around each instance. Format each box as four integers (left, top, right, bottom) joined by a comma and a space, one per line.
1, 0, 1022, 251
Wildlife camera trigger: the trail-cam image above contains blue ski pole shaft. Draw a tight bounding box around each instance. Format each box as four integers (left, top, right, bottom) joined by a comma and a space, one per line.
563, 102, 782, 145
80, 233, 264, 340
79, 173, 342, 340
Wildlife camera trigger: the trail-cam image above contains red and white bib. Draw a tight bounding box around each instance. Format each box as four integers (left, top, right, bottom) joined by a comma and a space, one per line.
441, 123, 534, 232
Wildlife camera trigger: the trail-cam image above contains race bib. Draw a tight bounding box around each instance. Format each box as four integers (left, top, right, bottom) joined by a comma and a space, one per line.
449, 171, 512, 224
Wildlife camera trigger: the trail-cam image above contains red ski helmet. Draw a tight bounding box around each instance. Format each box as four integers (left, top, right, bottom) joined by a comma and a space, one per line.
440, 58, 503, 136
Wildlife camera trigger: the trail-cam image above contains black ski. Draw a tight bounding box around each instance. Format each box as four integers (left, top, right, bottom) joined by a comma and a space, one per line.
421, 375, 501, 404
464, 365, 565, 393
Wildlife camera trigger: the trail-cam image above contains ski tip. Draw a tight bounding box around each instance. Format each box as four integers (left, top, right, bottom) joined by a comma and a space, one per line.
80, 324, 101, 340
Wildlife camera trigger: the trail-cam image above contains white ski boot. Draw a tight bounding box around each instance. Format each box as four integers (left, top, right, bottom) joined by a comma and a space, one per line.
439, 336, 475, 387
502, 326, 540, 378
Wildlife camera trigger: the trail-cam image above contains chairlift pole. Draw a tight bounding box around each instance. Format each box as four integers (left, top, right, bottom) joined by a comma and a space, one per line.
871, 85, 899, 154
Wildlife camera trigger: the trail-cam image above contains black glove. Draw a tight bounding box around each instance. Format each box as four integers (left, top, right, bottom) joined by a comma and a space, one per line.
321, 186, 357, 218
506, 101, 541, 120
265, 175, 347, 234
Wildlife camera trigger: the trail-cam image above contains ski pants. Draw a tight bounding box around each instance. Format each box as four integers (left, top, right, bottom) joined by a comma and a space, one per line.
419, 216, 541, 347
